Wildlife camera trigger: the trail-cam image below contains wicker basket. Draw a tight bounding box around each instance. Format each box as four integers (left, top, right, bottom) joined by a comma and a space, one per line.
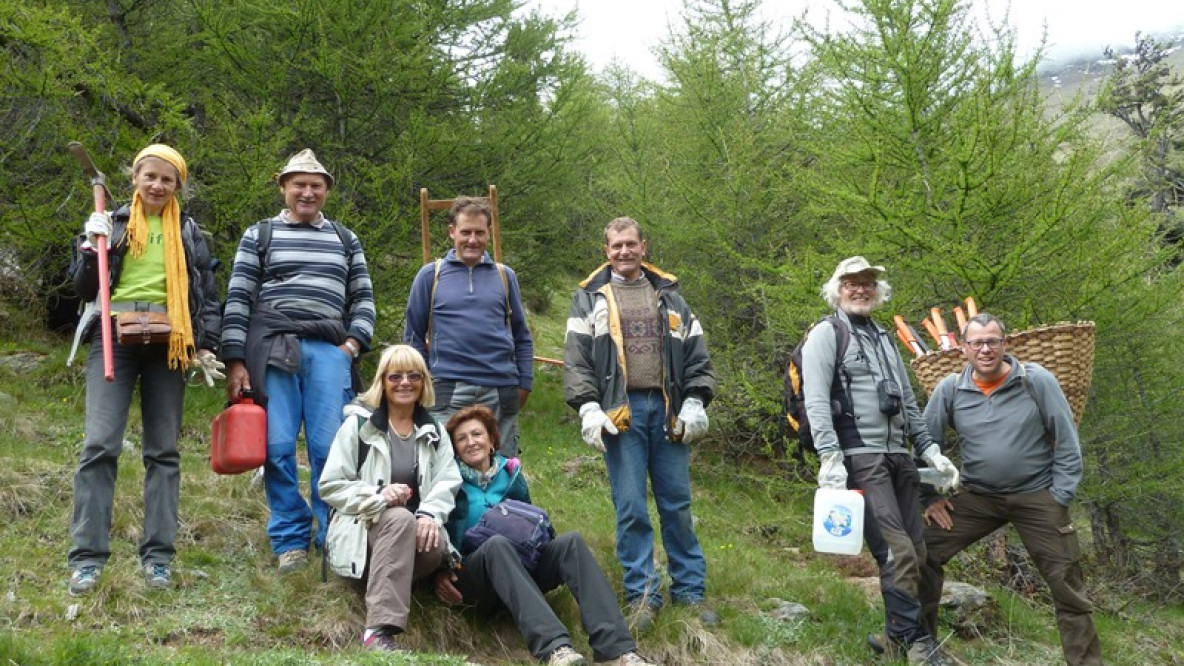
909, 321, 1096, 424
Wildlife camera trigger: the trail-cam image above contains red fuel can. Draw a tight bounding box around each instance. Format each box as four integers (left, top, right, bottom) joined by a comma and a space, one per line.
211, 394, 267, 475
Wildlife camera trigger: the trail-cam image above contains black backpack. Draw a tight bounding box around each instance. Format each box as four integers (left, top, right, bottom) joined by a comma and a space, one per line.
784, 315, 853, 457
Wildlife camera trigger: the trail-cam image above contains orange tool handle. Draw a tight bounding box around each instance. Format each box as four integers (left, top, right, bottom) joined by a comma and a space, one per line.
922, 319, 944, 349
94, 187, 114, 382
954, 306, 967, 332
894, 316, 923, 356
965, 297, 978, 317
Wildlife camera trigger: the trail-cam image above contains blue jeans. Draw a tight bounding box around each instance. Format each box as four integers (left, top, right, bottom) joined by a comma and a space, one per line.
263, 339, 353, 554
70, 332, 184, 569
602, 390, 706, 607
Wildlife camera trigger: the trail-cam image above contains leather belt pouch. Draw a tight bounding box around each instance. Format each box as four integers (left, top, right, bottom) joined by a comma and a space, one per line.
115, 312, 172, 346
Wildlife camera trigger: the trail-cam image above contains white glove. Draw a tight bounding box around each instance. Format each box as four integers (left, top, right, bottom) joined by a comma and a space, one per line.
358, 492, 388, 526
672, 396, 708, 443
85, 212, 112, 247
579, 402, 618, 453
817, 450, 848, 489
920, 445, 961, 493
189, 351, 226, 387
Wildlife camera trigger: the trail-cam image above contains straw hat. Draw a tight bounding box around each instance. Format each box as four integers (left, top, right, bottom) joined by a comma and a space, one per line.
276, 148, 334, 187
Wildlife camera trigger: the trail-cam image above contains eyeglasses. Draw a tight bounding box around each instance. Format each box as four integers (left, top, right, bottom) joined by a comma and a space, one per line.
965, 338, 1004, 351
841, 280, 876, 292
385, 371, 424, 383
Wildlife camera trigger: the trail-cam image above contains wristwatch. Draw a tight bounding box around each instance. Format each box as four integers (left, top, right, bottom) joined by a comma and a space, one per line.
343, 339, 359, 359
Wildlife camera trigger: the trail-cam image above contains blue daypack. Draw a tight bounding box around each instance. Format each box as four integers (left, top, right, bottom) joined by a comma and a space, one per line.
462, 499, 556, 571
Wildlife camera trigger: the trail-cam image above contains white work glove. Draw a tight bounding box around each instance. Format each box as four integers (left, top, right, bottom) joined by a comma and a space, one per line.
84, 212, 112, 247
920, 445, 961, 493
358, 492, 388, 526
672, 396, 708, 443
817, 450, 848, 489
579, 402, 618, 453
188, 351, 226, 387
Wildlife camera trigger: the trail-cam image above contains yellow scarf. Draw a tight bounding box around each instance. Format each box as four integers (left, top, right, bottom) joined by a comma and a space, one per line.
123, 144, 193, 370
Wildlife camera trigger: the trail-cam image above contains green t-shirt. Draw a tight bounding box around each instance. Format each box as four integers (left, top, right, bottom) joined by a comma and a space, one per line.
111, 215, 167, 305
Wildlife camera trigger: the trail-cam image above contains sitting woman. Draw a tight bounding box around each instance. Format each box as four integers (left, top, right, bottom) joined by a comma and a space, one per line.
320, 345, 461, 653
435, 405, 655, 666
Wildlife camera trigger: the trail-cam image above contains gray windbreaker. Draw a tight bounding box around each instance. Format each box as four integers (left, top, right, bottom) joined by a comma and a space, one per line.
801, 310, 936, 457
922, 357, 1083, 506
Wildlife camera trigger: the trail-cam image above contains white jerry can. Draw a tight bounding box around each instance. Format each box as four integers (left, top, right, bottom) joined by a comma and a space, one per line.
812, 488, 865, 555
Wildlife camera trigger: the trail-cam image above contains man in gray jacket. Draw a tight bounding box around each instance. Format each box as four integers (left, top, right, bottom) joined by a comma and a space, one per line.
919, 313, 1101, 666
802, 257, 959, 666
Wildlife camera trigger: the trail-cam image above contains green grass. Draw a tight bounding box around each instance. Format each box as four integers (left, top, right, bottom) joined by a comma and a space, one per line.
0, 307, 1180, 665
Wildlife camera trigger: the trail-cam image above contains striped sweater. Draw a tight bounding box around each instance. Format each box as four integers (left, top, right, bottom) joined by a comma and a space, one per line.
221, 214, 375, 361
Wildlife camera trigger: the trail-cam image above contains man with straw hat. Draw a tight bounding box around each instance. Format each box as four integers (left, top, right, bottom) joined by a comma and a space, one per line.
222, 148, 375, 574
67, 143, 222, 595
802, 256, 959, 665
917, 313, 1101, 665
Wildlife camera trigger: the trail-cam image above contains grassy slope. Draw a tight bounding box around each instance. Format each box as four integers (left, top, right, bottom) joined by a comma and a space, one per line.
0, 303, 1181, 665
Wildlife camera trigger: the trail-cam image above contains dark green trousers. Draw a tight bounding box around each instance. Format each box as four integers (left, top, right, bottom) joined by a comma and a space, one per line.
919, 488, 1102, 666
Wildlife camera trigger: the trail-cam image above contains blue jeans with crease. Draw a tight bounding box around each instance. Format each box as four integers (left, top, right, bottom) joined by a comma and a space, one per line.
263, 339, 353, 554
602, 389, 706, 607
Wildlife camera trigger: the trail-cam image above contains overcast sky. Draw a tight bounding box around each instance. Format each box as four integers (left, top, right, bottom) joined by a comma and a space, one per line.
525, 0, 1184, 80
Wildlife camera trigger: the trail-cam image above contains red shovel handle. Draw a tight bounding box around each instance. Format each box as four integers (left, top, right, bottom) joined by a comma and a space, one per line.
93, 185, 114, 382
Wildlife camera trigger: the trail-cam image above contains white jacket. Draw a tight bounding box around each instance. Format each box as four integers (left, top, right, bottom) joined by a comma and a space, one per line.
319, 401, 461, 578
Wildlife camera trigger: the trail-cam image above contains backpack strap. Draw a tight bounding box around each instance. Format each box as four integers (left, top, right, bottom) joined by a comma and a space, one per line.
355, 413, 372, 469
824, 315, 854, 417
495, 262, 512, 327
427, 259, 444, 349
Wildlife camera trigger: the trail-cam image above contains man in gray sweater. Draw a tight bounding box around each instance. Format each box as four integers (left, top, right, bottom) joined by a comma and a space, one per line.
802, 257, 959, 666
919, 313, 1101, 666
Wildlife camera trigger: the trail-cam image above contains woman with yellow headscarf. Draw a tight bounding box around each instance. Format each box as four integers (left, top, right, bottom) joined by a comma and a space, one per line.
65, 144, 223, 595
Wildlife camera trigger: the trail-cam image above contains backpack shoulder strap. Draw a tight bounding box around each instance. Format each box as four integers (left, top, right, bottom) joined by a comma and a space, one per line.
426, 259, 443, 349
496, 262, 512, 327
355, 413, 372, 468
329, 221, 356, 263
1018, 363, 1054, 447
942, 372, 959, 430
824, 315, 853, 404
250, 220, 275, 303
254, 219, 273, 264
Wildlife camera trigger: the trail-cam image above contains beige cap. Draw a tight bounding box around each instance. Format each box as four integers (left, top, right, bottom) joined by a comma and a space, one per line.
276, 148, 334, 187
832, 256, 885, 281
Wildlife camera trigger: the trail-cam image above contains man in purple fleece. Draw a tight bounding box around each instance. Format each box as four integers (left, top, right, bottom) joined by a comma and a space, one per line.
403, 197, 533, 457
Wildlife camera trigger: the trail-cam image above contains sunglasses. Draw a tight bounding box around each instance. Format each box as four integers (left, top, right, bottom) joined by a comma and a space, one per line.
385, 371, 424, 383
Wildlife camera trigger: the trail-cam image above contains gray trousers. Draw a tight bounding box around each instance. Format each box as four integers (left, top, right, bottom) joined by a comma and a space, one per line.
365, 507, 448, 631
847, 452, 930, 646
920, 488, 1103, 666
430, 379, 522, 457
69, 335, 184, 569
456, 532, 636, 662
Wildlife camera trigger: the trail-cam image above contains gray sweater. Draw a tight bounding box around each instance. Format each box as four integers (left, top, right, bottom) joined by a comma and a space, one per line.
922, 357, 1083, 506
801, 310, 936, 457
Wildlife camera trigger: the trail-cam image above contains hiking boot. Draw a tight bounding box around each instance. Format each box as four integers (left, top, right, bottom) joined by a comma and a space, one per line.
867, 633, 904, 660
362, 629, 408, 652
907, 637, 956, 666
547, 645, 587, 665
277, 549, 308, 574
68, 565, 101, 596
600, 651, 657, 666
686, 601, 721, 627
143, 563, 172, 589
625, 600, 659, 633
